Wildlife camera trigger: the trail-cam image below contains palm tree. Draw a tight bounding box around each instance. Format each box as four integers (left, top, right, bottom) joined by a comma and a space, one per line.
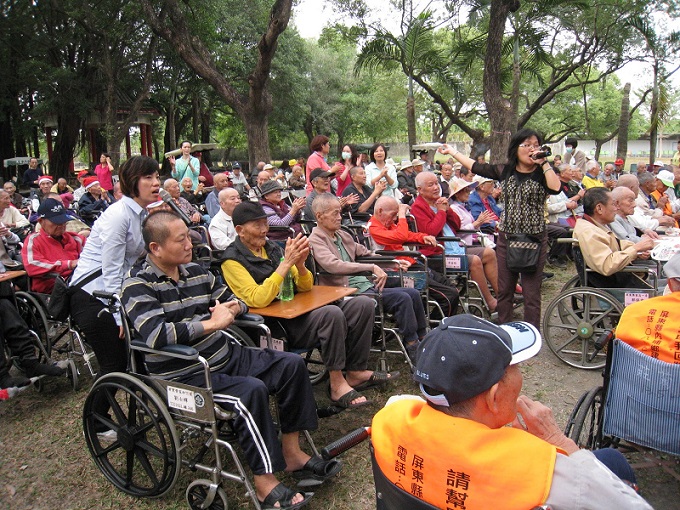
355, 10, 455, 151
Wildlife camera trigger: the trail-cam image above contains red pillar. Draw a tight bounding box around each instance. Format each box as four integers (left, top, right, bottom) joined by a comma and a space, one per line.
45, 129, 53, 161
146, 123, 153, 159
125, 130, 132, 158
140, 124, 148, 156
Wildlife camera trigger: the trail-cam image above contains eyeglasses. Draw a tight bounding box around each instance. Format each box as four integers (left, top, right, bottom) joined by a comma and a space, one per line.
519, 144, 541, 150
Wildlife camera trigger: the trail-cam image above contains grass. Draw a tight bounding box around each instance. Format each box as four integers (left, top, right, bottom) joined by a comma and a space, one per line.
1, 264, 678, 509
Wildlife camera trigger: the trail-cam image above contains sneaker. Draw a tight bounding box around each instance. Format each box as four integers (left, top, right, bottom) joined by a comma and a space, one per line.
0, 373, 31, 389
20, 359, 66, 378
97, 430, 118, 442
542, 271, 555, 280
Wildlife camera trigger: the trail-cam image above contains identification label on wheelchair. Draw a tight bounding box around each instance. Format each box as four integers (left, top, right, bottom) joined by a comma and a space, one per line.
260, 336, 285, 351
445, 256, 462, 269
624, 292, 650, 306
167, 386, 196, 413
403, 276, 415, 288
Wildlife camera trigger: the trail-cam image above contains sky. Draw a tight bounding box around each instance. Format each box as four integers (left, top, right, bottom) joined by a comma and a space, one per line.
291, 0, 679, 93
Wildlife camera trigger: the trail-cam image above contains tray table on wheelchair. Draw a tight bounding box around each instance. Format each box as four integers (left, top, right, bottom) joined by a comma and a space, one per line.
0, 270, 26, 282
249, 285, 357, 319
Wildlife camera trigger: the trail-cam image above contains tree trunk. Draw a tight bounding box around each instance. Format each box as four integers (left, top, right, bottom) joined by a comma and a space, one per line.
243, 107, 270, 170
483, 0, 520, 164
649, 63, 659, 165
51, 114, 81, 179
594, 141, 603, 161
616, 83, 631, 161
406, 78, 417, 150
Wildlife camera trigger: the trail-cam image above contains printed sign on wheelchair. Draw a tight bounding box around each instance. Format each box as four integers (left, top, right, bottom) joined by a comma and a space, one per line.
445, 255, 463, 270
154, 378, 215, 424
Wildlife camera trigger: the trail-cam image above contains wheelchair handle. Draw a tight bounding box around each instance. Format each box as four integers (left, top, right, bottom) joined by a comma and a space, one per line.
320, 427, 370, 460
588, 329, 614, 362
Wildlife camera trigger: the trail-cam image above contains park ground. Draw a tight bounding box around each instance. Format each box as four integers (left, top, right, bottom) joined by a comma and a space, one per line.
1, 265, 679, 509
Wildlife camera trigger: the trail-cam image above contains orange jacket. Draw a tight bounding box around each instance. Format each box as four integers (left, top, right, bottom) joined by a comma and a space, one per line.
616, 292, 680, 364
372, 399, 557, 509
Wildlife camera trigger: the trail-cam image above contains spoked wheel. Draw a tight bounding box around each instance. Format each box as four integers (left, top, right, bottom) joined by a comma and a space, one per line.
560, 274, 581, 292
542, 288, 622, 369
186, 479, 229, 510
567, 386, 605, 449
227, 325, 257, 348
15, 291, 51, 357
465, 302, 487, 319
83, 373, 181, 498
302, 349, 328, 385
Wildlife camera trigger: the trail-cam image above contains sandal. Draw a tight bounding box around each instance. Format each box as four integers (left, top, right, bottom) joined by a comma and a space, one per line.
353, 370, 400, 392
292, 456, 343, 487
259, 482, 313, 510
329, 388, 372, 409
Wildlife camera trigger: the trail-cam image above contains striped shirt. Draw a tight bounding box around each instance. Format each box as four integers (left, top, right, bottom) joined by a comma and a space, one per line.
121, 257, 244, 378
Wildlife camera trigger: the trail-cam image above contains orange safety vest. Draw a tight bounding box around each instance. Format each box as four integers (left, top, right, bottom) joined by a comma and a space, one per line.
651, 190, 678, 227
616, 293, 680, 364
372, 399, 558, 510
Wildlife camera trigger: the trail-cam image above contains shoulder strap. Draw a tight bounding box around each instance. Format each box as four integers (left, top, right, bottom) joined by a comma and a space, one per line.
71, 268, 103, 290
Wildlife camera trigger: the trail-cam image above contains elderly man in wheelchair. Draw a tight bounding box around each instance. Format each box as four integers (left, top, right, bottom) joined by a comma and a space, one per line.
119, 211, 340, 510
573, 187, 656, 289
542, 187, 662, 370
371, 315, 652, 509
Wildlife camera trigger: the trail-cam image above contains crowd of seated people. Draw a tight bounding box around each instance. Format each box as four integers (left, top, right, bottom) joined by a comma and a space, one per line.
3, 144, 676, 510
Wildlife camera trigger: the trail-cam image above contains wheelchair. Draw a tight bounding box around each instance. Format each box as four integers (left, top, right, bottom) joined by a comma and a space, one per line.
406, 215, 500, 320
320, 426, 552, 510
564, 331, 680, 482
2, 279, 77, 393
13, 271, 99, 387
205, 235, 330, 386
82, 291, 325, 509
542, 242, 660, 369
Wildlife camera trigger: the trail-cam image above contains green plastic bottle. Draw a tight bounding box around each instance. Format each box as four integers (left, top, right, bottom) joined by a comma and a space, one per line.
278, 257, 294, 301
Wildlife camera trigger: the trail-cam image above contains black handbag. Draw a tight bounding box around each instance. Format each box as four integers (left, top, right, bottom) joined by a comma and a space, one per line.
505, 233, 541, 273
47, 269, 102, 321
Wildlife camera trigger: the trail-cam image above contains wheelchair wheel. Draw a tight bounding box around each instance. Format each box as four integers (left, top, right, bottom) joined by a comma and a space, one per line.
465, 302, 487, 319
302, 349, 328, 385
227, 325, 257, 348
542, 288, 622, 369
186, 479, 229, 510
567, 386, 604, 449
83, 372, 181, 498
560, 274, 580, 292
15, 291, 51, 357
66, 358, 79, 391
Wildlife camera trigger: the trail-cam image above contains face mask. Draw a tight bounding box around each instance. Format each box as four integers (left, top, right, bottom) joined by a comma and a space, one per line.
341, 151, 351, 160
565, 147, 573, 153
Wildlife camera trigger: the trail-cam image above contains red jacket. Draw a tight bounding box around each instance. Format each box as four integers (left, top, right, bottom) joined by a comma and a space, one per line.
368, 216, 428, 264
21, 230, 86, 293
410, 195, 461, 256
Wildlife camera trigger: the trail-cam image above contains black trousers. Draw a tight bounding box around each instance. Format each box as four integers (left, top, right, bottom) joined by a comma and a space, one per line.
70, 289, 128, 425
181, 343, 318, 475
0, 297, 37, 377
547, 223, 571, 259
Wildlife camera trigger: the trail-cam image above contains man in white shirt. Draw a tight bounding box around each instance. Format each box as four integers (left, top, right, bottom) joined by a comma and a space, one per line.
209, 188, 241, 250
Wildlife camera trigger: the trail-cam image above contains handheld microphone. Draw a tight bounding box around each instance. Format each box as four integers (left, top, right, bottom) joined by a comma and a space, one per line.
158, 188, 192, 225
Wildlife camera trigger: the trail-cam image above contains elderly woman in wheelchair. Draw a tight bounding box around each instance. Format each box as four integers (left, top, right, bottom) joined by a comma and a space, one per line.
106, 211, 339, 509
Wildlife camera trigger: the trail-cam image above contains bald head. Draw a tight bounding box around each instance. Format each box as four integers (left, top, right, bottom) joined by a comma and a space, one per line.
611, 186, 636, 216
257, 171, 271, 187
616, 174, 639, 195
163, 178, 178, 190
219, 188, 241, 216
213, 173, 229, 190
